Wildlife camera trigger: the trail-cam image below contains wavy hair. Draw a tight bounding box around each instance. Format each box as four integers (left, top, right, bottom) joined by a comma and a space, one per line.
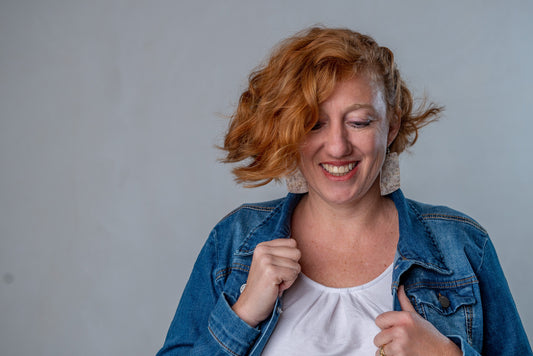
221, 26, 442, 187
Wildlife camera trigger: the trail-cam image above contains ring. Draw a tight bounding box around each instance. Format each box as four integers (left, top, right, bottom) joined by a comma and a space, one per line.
380, 345, 386, 356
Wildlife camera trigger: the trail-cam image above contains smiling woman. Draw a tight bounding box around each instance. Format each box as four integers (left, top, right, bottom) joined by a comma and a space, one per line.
221, 28, 440, 189
297, 74, 394, 208
156, 27, 532, 356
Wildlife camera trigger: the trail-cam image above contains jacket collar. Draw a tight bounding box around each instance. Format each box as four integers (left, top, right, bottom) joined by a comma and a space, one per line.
234, 193, 302, 256
235, 189, 452, 278
390, 189, 452, 277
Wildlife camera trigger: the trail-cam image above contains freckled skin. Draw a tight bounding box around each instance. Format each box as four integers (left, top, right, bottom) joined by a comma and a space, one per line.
298, 74, 394, 209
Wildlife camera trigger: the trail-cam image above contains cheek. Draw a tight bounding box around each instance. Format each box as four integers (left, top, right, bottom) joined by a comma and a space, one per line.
360, 132, 388, 154
298, 145, 312, 164
372, 124, 390, 149
298, 136, 320, 161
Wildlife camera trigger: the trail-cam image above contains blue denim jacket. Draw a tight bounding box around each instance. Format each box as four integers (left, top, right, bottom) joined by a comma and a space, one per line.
157, 189, 531, 355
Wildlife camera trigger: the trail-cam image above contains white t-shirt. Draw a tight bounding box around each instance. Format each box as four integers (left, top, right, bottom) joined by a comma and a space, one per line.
261, 264, 393, 355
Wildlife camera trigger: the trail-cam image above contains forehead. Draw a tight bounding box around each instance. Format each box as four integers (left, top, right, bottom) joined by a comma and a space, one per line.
319, 73, 387, 114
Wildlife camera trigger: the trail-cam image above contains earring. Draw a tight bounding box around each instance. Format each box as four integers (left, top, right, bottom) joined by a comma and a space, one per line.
286, 168, 309, 193
380, 149, 400, 196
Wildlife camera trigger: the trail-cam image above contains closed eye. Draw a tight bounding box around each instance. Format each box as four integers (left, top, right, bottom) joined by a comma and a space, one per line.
348, 119, 371, 128
311, 121, 324, 131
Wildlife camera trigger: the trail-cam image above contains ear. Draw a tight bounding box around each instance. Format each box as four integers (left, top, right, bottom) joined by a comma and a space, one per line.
387, 111, 401, 147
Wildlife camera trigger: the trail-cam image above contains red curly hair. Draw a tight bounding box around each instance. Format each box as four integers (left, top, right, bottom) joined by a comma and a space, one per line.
222, 26, 442, 187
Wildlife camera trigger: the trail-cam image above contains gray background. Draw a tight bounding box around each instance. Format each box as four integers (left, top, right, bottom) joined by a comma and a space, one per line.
1, 0, 531, 355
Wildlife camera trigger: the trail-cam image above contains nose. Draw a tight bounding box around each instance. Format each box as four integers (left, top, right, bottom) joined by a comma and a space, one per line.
325, 123, 351, 157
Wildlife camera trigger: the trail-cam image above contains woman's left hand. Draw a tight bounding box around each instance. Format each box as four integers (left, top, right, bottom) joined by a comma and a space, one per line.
373, 285, 462, 356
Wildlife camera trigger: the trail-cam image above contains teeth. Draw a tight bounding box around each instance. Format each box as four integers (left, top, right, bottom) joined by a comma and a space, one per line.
321, 163, 356, 176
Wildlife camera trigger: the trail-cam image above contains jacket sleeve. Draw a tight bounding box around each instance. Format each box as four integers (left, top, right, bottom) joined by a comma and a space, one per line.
156, 229, 261, 356
473, 237, 532, 355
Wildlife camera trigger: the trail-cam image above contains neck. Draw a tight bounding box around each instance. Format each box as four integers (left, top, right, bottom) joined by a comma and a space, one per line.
294, 183, 396, 243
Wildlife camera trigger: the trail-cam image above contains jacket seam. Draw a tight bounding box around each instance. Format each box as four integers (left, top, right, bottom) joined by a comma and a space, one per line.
214, 229, 220, 279
420, 213, 487, 234
237, 202, 285, 254
207, 325, 241, 356
405, 276, 478, 289
475, 237, 489, 274
220, 205, 277, 221
215, 264, 250, 281
396, 251, 448, 273
407, 202, 447, 267
464, 305, 473, 345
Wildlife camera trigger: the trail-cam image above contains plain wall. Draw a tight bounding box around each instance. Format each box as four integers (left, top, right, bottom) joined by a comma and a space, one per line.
1, 1, 531, 355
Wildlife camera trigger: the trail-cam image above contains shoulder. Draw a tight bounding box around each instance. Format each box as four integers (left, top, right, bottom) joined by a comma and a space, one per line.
405, 198, 487, 235
208, 193, 298, 252
214, 196, 288, 235
395, 193, 494, 277
221, 196, 287, 221
204, 194, 297, 282
403, 197, 490, 262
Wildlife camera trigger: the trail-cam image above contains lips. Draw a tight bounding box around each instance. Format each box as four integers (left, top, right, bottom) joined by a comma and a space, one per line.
320, 162, 358, 176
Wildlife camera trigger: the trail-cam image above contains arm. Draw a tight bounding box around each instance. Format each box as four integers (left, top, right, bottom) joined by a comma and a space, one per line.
473, 238, 532, 355
156, 230, 261, 356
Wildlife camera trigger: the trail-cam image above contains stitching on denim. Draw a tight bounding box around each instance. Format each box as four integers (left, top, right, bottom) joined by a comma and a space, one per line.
237, 202, 285, 253
208, 325, 241, 356
240, 205, 278, 212
215, 264, 250, 281
404, 276, 478, 289
220, 204, 277, 221
476, 237, 489, 275
397, 252, 449, 272
420, 213, 487, 234
407, 202, 447, 267
465, 305, 473, 345
213, 229, 220, 275
413, 296, 427, 319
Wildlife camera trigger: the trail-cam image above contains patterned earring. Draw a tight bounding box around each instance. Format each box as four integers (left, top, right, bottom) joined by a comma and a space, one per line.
380, 149, 400, 196
285, 168, 309, 194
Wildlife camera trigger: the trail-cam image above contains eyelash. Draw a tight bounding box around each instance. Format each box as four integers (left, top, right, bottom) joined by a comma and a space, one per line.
349, 119, 371, 128
311, 119, 371, 131
311, 122, 323, 130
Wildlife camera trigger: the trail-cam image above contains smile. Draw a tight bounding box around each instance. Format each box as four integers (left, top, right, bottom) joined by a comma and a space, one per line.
320, 162, 357, 176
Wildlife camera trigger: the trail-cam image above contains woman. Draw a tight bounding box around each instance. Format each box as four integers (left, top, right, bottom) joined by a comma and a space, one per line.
157, 27, 531, 355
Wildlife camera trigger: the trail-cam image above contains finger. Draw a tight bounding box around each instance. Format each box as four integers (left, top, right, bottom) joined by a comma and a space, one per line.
270, 246, 302, 261
373, 328, 393, 348
256, 254, 300, 282
267, 256, 301, 274
253, 248, 301, 267
375, 310, 401, 329
398, 285, 416, 312
254, 244, 301, 262
276, 265, 301, 292
262, 238, 298, 248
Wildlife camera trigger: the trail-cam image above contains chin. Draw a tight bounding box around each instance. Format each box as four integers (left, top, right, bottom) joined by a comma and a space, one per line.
319, 189, 363, 205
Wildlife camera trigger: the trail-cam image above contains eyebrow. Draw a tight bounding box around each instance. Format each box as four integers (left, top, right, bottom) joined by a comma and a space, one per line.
318, 103, 379, 118
343, 103, 376, 114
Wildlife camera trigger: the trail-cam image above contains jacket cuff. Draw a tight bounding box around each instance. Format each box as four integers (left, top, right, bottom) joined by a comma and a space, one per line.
208, 292, 260, 356
448, 335, 480, 356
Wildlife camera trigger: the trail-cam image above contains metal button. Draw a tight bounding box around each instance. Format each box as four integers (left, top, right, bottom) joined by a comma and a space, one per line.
438, 293, 450, 308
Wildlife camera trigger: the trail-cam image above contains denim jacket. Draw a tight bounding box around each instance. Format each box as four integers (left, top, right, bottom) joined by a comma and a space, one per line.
157, 189, 531, 355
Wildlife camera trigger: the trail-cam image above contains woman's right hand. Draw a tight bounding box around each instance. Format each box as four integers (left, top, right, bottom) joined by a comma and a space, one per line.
231, 238, 301, 327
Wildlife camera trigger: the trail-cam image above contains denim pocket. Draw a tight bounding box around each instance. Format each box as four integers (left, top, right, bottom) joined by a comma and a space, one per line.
411, 284, 476, 316
406, 281, 478, 345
